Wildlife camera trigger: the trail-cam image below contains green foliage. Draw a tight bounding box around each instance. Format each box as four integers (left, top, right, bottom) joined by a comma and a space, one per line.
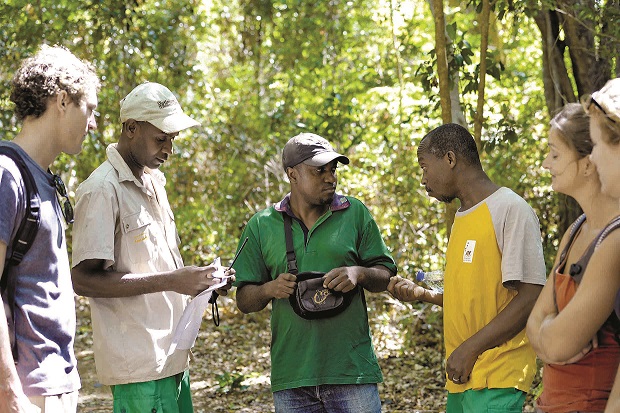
0, 0, 561, 273
2, 2, 615, 370
8, 2, 620, 410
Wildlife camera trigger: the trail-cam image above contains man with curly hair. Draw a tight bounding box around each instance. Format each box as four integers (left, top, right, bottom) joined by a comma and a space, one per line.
0, 45, 99, 413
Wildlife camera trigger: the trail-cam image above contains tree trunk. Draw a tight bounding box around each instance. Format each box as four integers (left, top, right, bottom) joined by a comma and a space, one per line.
534, 0, 618, 236
473, 0, 491, 152
428, 0, 467, 238
429, 0, 452, 124
534, 9, 576, 115
560, 0, 611, 93
599, 0, 620, 80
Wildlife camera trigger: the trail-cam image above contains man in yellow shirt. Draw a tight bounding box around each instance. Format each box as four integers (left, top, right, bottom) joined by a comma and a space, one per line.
389, 123, 546, 412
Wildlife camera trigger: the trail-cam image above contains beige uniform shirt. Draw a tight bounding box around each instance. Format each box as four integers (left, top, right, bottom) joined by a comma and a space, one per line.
72, 144, 189, 385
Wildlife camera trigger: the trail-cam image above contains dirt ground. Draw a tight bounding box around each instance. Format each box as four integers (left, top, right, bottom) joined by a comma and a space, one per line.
74, 294, 539, 412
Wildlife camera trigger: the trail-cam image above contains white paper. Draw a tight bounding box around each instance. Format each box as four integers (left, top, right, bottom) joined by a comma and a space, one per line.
168, 258, 228, 355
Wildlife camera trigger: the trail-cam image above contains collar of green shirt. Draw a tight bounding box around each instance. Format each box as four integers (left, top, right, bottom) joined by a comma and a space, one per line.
274, 192, 350, 217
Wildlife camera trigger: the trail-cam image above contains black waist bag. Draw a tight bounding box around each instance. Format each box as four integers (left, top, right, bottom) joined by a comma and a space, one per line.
283, 213, 355, 320
289, 271, 355, 320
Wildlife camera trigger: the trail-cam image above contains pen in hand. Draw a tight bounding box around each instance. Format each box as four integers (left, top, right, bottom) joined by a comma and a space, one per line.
209, 237, 249, 303
225, 236, 249, 272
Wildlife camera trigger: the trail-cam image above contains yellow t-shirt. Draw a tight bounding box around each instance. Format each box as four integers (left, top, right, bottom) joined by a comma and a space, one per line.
443, 187, 546, 393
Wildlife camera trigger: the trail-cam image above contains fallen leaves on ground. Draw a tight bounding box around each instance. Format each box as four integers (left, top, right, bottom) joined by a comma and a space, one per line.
75, 292, 540, 412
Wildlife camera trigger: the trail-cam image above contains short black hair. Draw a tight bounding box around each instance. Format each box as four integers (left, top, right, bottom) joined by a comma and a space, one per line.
419, 123, 481, 167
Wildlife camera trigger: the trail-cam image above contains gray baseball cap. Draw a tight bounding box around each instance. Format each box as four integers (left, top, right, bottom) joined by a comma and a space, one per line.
282, 133, 349, 171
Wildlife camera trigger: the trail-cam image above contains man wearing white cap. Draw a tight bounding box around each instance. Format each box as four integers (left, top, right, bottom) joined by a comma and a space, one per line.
233, 133, 397, 412
70, 82, 234, 412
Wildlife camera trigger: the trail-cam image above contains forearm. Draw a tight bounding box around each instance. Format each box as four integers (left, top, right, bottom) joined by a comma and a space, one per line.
535, 244, 620, 362
0, 246, 24, 407
420, 288, 443, 306
236, 283, 275, 313
465, 283, 541, 356
527, 312, 555, 362
526, 282, 558, 361
536, 313, 594, 363
357, 265, 394, 292
0, 297, 25, 407
72, 266, 176, 298
527, 295, 577, 364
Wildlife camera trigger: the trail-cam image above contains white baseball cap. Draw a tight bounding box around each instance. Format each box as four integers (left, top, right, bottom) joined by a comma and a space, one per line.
119, 82, 200, 134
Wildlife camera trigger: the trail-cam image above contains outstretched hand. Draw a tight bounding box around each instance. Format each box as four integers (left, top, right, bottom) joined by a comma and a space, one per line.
387, 276, 426, 302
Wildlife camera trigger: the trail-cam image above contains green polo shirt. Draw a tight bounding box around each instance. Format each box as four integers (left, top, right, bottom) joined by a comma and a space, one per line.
233, 194, 397, 392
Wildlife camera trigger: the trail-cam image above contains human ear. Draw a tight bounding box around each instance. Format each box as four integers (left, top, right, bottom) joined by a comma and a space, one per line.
580, 156, 594, 177
446, 151, 457, 168
286, 167, 297, 183
55, 90, 70, 113
125, 120, 138, 136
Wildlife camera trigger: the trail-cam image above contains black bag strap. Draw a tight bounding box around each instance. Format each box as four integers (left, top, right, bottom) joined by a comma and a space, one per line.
0, 145, 41, 362
209, 294, 220, 327
283, 213, 298, 275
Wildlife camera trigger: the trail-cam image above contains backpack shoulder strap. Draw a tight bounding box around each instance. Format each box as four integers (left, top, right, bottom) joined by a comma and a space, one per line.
0, 145, 41, 362
282, 213, 298, 275
0, 145, 41, 271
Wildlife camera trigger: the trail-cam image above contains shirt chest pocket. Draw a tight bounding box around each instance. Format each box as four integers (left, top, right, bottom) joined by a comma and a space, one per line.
121, 210, 158, 264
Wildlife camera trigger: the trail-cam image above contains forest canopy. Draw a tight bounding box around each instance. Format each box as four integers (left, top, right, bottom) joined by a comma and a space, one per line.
2, 0, 619, 410
1, 0, 618, 276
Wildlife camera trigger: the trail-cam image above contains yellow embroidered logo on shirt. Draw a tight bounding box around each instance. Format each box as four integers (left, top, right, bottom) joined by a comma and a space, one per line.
134, 233, 147, 243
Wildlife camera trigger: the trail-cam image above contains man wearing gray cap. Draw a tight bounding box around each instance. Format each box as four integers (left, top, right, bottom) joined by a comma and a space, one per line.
70, 82, 234, 412
232, 133, 397, 412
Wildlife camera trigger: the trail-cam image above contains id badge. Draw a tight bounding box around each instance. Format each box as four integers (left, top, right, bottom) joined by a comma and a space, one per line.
463, 240, 476, 263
